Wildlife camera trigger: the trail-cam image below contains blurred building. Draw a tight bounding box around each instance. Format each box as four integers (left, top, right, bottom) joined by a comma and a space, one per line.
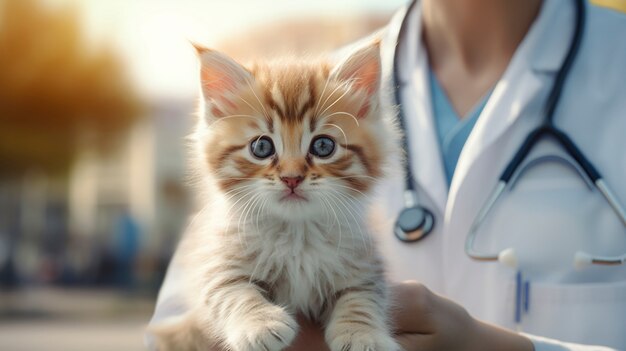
0, 0, 393, 293
66, 100, 195, 289
0, 101, 195, 290
0, 1, 401, 348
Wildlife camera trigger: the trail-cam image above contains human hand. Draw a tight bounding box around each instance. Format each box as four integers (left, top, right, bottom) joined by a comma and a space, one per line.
284, 314, 330, 351
392, 281, 534, 351
286, 281, 533, 351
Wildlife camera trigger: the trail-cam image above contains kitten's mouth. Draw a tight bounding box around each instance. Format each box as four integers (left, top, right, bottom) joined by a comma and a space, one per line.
280, 190, 308, 202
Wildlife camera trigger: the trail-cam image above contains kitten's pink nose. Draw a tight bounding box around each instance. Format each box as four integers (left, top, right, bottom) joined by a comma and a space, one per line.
281, 176, 303, 190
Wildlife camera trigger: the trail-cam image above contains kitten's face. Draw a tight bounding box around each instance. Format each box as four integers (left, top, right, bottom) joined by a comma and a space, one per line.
196, 44, 387, 221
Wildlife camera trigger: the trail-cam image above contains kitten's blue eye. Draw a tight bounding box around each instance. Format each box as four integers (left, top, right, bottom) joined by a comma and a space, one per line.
310, 136, 335, 158
250, 136, 275, 159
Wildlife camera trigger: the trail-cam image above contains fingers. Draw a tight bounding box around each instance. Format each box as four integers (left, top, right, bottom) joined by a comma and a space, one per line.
396, 333, 435, 351
389, 281, 437, 334
284, 314, 330, 351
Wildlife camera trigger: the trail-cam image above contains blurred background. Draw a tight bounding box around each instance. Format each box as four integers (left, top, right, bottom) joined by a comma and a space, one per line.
0, 0, 406, 350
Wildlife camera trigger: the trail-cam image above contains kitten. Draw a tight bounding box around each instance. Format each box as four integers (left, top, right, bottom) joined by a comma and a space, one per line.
151, 41, 400, 351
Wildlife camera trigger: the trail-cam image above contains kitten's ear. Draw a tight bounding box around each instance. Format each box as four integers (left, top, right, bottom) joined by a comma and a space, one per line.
330, 41, 381, 118
194, 44, 253, 118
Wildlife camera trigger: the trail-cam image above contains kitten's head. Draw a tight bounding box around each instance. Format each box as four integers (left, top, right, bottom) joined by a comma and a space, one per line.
194, 42, 394, 221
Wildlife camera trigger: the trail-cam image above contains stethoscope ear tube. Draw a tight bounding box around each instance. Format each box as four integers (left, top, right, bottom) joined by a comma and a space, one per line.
392, 0, 626, 267
499, 126, 601, 183
465, 0, 626, 268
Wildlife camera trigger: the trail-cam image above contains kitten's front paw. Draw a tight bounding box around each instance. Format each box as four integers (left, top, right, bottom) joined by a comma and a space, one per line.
226, 305, 298, 351
328, 329, 400, 351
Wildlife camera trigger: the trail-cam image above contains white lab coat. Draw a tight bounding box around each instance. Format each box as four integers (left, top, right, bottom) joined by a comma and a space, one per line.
148, 1, 626, 350
373, 0, 626, 350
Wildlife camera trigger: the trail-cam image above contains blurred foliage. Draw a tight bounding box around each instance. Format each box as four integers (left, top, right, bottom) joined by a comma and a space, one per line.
0, 0, 143, 177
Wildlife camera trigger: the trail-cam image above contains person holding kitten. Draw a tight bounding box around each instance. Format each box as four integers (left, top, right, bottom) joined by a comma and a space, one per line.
149, 0, 626, 350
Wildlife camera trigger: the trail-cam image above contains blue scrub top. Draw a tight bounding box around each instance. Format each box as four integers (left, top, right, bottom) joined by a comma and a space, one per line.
429, 70, 491, 186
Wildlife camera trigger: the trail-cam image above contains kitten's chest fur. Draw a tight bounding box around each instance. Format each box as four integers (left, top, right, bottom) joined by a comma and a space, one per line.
239, 219, 374, 318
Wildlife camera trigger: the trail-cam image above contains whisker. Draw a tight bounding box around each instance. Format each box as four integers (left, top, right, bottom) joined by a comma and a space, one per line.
318, 81, 353, 118
320, 78, 357, 115
327, 188, 366, 218
322, 123, 349, 158
247, 193, 266, 230
202, 63, 266, 118
248, 236, 267, 283
245, 79, 271, 120
255, 195, 270, 234
324, 191, 357, 228
236, 95, 265, 117
220, 184, 257, 200
252, 134, 267, 150
316, 79, 352, 119
240, 192, 266, 252
207, 114, 258, 128
319, 111, 360, 127
235, 191, 262, 249
318, 194, 342, 252
323, 192, 356, 242
221, 186, 257, 218
326, 192, 368, 253
313, 74, 332, 117
213, 178, 259, 182
327, 189, 371, 253
326, 182, 373, 199
186, 202, 214, 232
237, 191, 262, 234
222, 191, 258, 249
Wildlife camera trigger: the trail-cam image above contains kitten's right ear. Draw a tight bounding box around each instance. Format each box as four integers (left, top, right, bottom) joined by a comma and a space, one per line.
330, 41, 381, 119
194, 44, 253, 118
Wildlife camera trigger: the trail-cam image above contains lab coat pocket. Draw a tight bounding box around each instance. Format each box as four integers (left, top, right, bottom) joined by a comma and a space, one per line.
519, 280, 626, 349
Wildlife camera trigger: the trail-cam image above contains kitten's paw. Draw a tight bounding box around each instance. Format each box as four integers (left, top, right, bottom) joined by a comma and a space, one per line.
328, 329, 400, 351
226, 306, 298, 351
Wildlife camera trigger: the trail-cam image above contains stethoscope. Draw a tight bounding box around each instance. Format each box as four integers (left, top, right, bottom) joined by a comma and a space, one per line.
393, 0, 626, 268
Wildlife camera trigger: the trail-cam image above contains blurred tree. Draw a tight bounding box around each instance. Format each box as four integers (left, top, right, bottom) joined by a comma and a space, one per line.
0, 0, 143, 177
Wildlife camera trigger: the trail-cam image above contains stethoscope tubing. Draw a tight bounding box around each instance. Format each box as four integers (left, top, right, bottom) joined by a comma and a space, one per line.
499, 0, 591, 184
393, 0, 421, 193
393, 0, 626, 267
392, 0, 436, 243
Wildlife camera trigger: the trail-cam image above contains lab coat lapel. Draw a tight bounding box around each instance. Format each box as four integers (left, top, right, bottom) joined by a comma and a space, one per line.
440, 0, 580, 312
444, 71, 544, 221
444, 0, 576, 223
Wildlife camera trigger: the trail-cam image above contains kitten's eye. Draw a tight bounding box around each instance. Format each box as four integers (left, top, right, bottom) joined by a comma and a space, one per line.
250, 136, 275, 159
310, 136, 335, 158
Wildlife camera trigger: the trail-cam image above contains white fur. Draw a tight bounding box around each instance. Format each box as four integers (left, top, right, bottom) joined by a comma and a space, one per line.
153, 184, 398, 351
152, 44, 403, 351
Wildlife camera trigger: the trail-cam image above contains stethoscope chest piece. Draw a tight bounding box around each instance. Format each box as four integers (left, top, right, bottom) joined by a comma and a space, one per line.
394, 205, 435, 242
392, 0, 626, 267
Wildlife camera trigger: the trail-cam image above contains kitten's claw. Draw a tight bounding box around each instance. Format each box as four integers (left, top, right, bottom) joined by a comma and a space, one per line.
226, 306, 298, 351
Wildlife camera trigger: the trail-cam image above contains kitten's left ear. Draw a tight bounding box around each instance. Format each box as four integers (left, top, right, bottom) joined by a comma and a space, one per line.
193, 44, 254, 118
330, 41, 381, 118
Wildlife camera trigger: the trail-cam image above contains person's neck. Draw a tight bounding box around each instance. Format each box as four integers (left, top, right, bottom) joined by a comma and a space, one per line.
420, 0, 542, 117
422, 0, 542, 73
